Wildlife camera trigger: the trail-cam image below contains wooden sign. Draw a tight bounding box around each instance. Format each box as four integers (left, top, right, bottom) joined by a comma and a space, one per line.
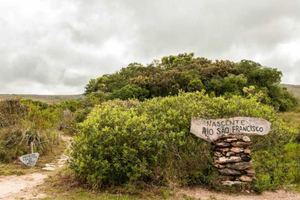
19, 153, 39, 167
190, 117, 271, 142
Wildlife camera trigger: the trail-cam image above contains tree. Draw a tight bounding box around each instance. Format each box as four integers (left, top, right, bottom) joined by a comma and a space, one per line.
111, 85, 149, 101
84, 78, 97, 95
187, 78, 204, 92
83, 53, 298, 111
161, 53, 194, 69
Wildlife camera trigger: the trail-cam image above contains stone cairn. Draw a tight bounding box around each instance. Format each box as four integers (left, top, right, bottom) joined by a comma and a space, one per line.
212, 134, 255, 186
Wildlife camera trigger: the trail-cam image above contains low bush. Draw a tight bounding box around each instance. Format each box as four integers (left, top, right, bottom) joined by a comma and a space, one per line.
70, 92, 298, 191
0, 99, 62, 163
0, 99, 27, 127
0, 127, 52, 162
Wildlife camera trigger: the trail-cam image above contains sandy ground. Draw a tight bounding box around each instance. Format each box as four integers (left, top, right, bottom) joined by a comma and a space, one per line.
177, 187, 300, 200
0, 173, 47, 199
0, 134, 72, 200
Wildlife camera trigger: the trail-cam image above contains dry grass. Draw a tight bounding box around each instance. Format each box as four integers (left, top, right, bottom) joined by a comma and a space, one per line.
0, 134, 66, 176
38, 168, 182, 200
277, 112, 300, 128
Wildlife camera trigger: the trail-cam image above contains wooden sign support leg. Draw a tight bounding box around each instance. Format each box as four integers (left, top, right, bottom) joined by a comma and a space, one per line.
212, 134, 255, 186
51, 137, 54, 152
30, 141, 34, 154
57, 132, 60, 145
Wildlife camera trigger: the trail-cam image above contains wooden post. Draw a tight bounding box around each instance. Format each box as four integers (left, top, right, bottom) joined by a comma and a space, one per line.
63, 117, 66, 133
57, 132, 60, 145
51, 137, 54, 152
30, 141, 34, 154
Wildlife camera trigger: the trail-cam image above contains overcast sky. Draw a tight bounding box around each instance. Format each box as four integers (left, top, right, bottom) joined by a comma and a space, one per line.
0, 0, 300, 94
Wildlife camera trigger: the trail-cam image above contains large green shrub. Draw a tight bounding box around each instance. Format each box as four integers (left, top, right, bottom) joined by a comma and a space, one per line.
70, 92, 298, 190
83, 53, 298, 111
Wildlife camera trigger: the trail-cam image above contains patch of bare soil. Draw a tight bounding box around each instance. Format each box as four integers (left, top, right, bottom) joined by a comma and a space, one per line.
0, 134, 72, 200
177, 187, 300, 200
0, 173, 47, 199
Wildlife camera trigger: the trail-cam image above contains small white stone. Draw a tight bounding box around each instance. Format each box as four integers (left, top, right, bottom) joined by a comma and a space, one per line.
242, 136, 251, 142
42, 166, 56, 171
217, 156, 241, 164
222, 181, 242, 186
239, 175, 253, 182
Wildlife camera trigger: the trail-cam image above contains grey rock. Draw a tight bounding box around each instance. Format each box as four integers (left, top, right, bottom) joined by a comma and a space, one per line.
231, 147, 244, 153
245, 169, 256, 177
226, 152, 236, 157
242, 136, 251, 142
241, 155, 252, 162
226, 162, 253, 170
219, 168, 242, 175
215, 142, 231, 148
231, 142, 251, 148
239, 175, 253, 182
215, 148, 230, 152
216, 156, 241, 164
214, 151, 223, 157
244, 149, 251, 154
222, 181, 242, 186
224, 138, 238, 143
214, 164, 226, 169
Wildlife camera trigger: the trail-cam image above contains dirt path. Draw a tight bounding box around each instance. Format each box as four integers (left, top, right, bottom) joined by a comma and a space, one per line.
0, 135, 72, 200
177, 187, 300, 200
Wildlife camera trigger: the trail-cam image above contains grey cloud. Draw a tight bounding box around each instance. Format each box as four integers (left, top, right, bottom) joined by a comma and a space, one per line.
11, 54, 50, 84
62, 71, 90, 87
123, 0, 300, 60
1, 0, 300, 94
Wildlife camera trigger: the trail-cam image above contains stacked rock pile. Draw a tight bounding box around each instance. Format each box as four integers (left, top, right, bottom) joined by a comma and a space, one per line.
212, 134, 255, 186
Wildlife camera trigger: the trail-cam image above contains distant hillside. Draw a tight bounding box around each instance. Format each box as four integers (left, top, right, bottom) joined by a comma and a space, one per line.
281, 84, 300, 99
0, 84, 298, 103
0, 94, 83, 103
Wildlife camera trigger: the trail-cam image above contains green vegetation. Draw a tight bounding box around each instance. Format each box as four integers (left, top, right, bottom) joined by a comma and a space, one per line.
0, 138, 66, 176
40, 170, 175, 200
2, 53, 300, 196
70, 92, 298, 191
68, 53, 300, 193
0, 99, 63, 162
84, 53, 298, 111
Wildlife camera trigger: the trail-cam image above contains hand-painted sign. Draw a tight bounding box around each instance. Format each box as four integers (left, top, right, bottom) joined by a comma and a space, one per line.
190, 117, 271, 142
19, 153, 39, 167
